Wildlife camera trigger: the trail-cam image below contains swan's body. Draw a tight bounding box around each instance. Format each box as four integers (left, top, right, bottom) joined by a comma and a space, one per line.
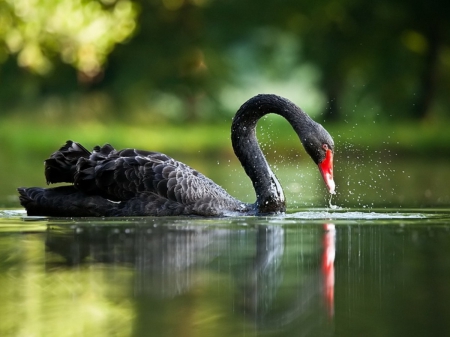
18, 94, 335, 217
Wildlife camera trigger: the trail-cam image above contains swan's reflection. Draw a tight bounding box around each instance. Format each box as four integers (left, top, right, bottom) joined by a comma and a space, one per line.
45, 220, 335, 332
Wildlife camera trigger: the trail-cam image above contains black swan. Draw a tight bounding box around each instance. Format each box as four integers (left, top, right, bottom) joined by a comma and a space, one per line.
18, 94, 335, 217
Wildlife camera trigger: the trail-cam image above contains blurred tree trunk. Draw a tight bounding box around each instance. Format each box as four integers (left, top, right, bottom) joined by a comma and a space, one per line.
413, 24, 441, 120
322, 78, 342, 122
184, 94, 198, 123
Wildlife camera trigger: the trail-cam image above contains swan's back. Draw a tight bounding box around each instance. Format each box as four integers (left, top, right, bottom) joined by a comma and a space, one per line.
19, 141, 246, 216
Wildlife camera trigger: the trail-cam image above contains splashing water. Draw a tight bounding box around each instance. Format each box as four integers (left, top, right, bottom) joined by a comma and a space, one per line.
285, 210, 427, 220
328, 194, 340, 210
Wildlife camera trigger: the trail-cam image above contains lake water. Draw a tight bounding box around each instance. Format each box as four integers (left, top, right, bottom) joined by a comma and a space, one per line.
1, 208, 450, 337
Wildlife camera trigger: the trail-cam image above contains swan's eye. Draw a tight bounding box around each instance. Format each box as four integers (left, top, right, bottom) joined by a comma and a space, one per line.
322, 144, 328, 151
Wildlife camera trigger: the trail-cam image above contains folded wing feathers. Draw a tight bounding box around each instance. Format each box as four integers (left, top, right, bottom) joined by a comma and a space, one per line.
40, 141, 239, 214
45, 140, 91, 184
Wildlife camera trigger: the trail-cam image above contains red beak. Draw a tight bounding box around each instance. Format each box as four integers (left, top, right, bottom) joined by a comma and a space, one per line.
318, 149, 335, 194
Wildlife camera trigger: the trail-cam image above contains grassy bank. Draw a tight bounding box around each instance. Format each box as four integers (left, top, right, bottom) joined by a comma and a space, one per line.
1, 116, 449, 159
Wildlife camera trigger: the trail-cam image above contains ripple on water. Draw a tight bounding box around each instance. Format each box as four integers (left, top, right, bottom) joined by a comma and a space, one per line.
286, 210, 427, 220
0, 210, 27, 218
0, 209, 434, 222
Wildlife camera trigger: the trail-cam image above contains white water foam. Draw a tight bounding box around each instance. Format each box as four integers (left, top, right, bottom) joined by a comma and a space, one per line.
0, 210, 27, 218
286, 210, 426, 220
0, 209, 428, 221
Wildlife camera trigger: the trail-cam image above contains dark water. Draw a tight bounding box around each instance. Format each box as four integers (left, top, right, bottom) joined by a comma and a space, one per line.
1, 209, 450, 337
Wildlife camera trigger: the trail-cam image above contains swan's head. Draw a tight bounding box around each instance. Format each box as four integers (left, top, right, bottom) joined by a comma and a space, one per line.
301, 123, 335, 194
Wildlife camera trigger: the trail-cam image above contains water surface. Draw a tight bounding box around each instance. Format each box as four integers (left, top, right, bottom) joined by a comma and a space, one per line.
1, 209, 450, 337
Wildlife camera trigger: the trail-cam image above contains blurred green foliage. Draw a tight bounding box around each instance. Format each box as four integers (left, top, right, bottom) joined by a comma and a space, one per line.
0, 0, 137, 74
0, 0, 449, 123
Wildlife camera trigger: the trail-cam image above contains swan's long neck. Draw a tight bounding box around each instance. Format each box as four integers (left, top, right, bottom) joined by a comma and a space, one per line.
231, 94, 315, 214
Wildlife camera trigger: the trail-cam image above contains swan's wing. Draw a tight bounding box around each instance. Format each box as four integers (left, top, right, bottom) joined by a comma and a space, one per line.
45, 141, 91, 184
44, 141, 116, 184
74, 149, 234, 205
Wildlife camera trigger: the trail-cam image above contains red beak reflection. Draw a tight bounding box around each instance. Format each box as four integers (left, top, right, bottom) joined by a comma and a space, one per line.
323, 223, 336, 318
